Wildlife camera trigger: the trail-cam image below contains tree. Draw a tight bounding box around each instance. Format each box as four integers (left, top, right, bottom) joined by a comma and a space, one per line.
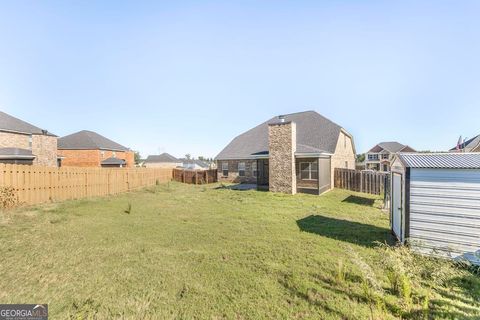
356, 153, 365, 163
185, 154, 192, 160
134, 151, 141, 164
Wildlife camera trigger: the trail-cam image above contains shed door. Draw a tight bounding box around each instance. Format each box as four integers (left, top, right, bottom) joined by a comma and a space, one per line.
392, 173, 403, 242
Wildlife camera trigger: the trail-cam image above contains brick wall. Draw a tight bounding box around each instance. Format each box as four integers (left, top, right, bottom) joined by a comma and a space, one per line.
268, 122, 296, 194
32, 134, 58, 167
0, 131, 58, 167
58, 149, 135, 167
0, 131, 30, 149
216, 159, 257, 183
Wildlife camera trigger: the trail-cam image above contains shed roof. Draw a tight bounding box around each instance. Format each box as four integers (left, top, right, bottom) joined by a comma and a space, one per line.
145, 153, 179, 163
0, 111, 56, 136
216, 110, 348, 160
397, 153, 480, 169
58, 130, 129, 151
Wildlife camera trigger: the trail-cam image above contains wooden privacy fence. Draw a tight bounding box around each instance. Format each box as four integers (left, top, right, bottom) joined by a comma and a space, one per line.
173, 168, 217, 185
334, 168, 389, 196
0, 164, 173, 206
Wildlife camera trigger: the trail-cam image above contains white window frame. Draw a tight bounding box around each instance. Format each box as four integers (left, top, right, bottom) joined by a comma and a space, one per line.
238, 162, 246, 177
368, 154, 379, 161
222, 162, 229, 177
299, 162, 318, 181
28, 135, 33, 149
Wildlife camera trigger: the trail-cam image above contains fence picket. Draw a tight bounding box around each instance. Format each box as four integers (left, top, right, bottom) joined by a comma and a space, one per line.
0, 164, 172, 206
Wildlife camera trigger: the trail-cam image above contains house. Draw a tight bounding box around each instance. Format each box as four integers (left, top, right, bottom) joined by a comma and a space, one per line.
450, 134, 480, 152
180, 159, 210, 170
365, 142, 416, 172
215, 110, 355, 195
144, 153, 182, 168
390, 153, 480, 265
0, 111, 58, 166
57, 130, 134, 167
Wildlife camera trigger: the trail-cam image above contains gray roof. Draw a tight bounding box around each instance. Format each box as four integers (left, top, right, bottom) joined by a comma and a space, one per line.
101, 157, 126, 165
215, 111, 347, 160
397, 153, 480, 169
145, 153, 179, 163
0, 148, 35, 159
0, 111, 56, 136
180, 159, 209, 168
450, 135, 480, 152
58, 130, 129, 151
369, 142, 414, 153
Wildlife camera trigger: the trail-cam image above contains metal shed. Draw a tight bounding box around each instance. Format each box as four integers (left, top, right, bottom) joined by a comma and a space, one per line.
390, 153, 480, 264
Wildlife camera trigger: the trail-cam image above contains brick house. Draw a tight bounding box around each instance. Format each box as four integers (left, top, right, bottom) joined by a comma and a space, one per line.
144, 153, 182, 168
365, 142, 416, 172
58, 130, 134, 167
215, 111, 356, 195
0, 111, 58, 166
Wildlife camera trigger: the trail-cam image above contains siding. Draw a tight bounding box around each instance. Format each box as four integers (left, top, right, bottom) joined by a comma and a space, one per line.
409, 168, 480, 263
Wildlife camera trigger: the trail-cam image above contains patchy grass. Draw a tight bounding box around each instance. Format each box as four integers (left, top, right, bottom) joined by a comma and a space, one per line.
0, 182, 478, 319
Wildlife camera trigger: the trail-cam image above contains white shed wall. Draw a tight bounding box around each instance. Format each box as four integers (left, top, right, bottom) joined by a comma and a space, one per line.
409, 168, 480, 263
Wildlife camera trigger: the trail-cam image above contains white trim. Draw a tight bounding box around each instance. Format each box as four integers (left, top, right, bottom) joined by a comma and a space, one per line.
295, 152, 332, 158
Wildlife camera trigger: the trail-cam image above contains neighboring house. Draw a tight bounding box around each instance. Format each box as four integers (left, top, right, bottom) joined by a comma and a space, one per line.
57, 130, 134, 167
450, 134, 480, 152
365, 142, 416, 172
144, 153, 182, 168
0, 111, 58, 166
215, 110, 356, 195
180, 159, 210, 170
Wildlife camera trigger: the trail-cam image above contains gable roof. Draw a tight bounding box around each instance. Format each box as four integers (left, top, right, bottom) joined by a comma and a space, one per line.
0, 111, 56, 136
215, 111, 347, 160
145, 153, 179, 163
396, 153, 480, 169
450, 135, 480, 152
368, 142, 414, 153
58, 130, 129, 151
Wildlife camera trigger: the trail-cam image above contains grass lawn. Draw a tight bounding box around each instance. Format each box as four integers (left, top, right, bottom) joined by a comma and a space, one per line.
0, 182, 478, 319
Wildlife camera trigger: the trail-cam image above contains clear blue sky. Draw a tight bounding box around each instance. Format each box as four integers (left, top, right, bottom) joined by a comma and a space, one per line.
1, 1, 479, 158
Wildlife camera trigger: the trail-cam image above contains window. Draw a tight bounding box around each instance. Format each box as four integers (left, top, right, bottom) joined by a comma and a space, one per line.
112, 151, 116, 158
344, 135, 347, 148
222, 162, 228, 177
238, 162, 245, 177
252, 161, 258, 177
345, 161, 348, 168
28, 135, 32, 149
300, 162, 318, 180
368, 154, 379, 161
101, 151, 105, 159
382, 153, 389, 159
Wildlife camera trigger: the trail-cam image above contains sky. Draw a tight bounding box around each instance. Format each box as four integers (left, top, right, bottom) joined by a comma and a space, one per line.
0, 1, 479, 158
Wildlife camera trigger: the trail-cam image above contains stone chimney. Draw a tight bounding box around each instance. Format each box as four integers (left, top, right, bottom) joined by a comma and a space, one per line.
268, 120, 296, 194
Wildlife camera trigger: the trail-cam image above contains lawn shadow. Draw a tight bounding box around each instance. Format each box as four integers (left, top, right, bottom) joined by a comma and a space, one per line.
342, 195, 375, 207
297, 214, 394, 247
